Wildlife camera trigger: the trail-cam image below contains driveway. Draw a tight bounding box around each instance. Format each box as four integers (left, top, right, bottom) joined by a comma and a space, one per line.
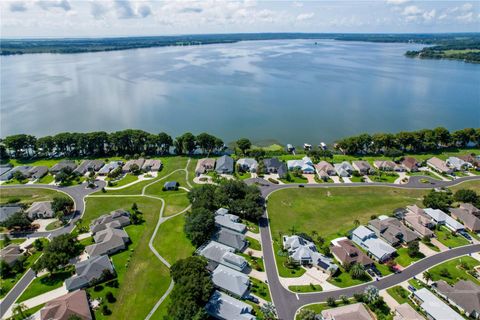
304, 174, 317, 184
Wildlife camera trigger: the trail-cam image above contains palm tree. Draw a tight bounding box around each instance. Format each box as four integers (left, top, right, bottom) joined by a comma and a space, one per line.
12, 303, 28, 319
350, 263, 366, 280
423, 271, 432, 284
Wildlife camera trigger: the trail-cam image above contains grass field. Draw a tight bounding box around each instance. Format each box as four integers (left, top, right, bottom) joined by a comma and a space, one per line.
428, 256, 480, 285
386, 286, 410, 304
35, 174, 54, 184
435, 226, 469, 248
267, 186, 427, 245
108, 174, 138, 187
45, 220, 63, 231
450, 180, 480, 194
288, 284, 322, 293
395, 247, 425, 267
0, 238, 25, 248
17, 267, 74, 302
250, 277, 271, 302
247, 236, 261, 251
327, 268, 371, 288
0, 188, 66, 205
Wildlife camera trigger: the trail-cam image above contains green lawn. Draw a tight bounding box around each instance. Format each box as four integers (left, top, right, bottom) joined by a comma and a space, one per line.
17, 267, 74, 302
369, 173, 399, 183
327, 268, 371, 288
45, 220, 63, 231
250, 277, 271, 302
0, 188, 67, 205
435, 226, 469, 248
4, 178, 29, 185
108, 174, 139, 187
374, 262, 393, 276
272, 242, 306, 277
243, 219, 259, 233
428, 256, 480, 285
408, 278, 424, 290
80, 196, 171, 320
8, 303, 45, 320
0, 238, 25, 249
386, 286, 410, 304
247, 236, 261, 251
240, 253, 265, 272
236, 172, 251, 180
450, 180, 480, 194
349, 175, 364, 182
267, 187, 427, 245
395, 247, 425, 267
296, 299, 356, 318
79, 236, 94, 247
288, 284, 322, 293
35, 174, 54, 184
280, 175, 308, 184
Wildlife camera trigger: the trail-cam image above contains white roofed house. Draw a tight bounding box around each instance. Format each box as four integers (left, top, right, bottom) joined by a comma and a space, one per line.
412, 288, 463, 320
352, 160, 372, 175
334, 161, 353, 177
424, 208, 465, 232
198, 241, 248, 272
427, 157, 453, 174
215, 208, 246, 234
351, 226, 396, 262
446, 156, 473, 171
282, 235, 338, 274
286, 158, 315, 174
97, 161, 122, 176
205, 290, 255, 320
236, 158, 258, 173
212, 264, 250, 298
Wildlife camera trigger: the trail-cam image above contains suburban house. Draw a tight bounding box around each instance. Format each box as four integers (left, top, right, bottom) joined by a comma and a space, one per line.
142, 159, 162, 172
26, 201, 54, 219
367, 216, 419, 246
65, 255, 115, 291
351, 226, 396, 262
97, 161, 122, 176
40, 290, 92, 320
163, 181, 178, 191
28, 166, 49, 180
446, 156, 473, 171
282, 235, 338, 274
315, 161, 336, 176
212, 228, 247, 251
212, 264, 250, 298
334, 161, 353, 177
427, 157, 453, 174
0, 165, 34, 181
450, 205, 480, 232
50, 160, 78, 174
433, 280, 480, 319
85, 227, 130, 257
458, 154, 479, 169
287, 157, 315, 174
404, 205, 435, 238
373, 160, 404, 172
195, 158, 216, 176
215, 155, 234, 174
198, 241, 248, 272
352, 161, 372, 175
320, 303, 375, 320
215, 208, 246, 234
460, 202, 480, 215
263, 158, 288, 178
205, 290, 255, 320
236, 158, 258, 173
394, 303, 424, 320
424, 208, 465, 231
412, 288, 463, 320
401, 157, 419, 172
330, 237, 374, 268
286, 144, 295, 152
74, 160, 105, 175
0, 164, 12, 177
90, 209, 130, 234
0, 244, 24, 266
122, 159, 145, 173
0, 205, 22, 223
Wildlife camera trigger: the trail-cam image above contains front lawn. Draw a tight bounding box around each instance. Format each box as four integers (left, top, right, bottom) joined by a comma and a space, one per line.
368, 172, 398, 183
428, 256, 480, 285
239, 253, 265, 272
35, 174, 54, 184
45, 220, 63, 231
272, 242, 305, 278
17, 267, 74, 302
386, 286, 410, 304
0, 188, 64, 205
247, 236, 261, 251
395, 247, 425, 267
0, 238, 25, 248
288, 284, 322, 293
280, 175, 308, 184
435, 226, 469, 248
250, 277, 271, 302
408, 278, 424, 290
243, 219, 259, 234
348, 175, 364, 182
267, 187, 427, 245
327, 268, 371, 288
108, 174, 138, 187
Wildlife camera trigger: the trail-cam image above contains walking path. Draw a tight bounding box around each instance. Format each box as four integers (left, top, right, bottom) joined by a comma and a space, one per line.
104, 172, 157, 190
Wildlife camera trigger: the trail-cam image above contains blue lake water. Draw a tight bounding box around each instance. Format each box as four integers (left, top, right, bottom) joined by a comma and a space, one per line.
1, 39, 479, 144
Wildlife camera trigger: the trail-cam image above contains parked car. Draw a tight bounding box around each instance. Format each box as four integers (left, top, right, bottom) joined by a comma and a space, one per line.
298, 184, 305, 188
246, 295, 259, 303
459, 230, 472, 240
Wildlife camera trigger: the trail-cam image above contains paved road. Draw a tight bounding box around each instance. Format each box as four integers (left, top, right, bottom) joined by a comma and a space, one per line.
0, 181, 105, 317
253, 175, 480, 320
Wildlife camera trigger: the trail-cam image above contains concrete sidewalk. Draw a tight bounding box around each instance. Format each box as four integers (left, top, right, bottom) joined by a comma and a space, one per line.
3, 286, 68, 318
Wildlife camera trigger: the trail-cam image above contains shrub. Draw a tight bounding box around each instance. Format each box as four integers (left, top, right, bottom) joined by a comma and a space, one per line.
105, 292, 116, 303
268, 178, 279, 184
327, 297, 336, 307
102, 305, 112, 315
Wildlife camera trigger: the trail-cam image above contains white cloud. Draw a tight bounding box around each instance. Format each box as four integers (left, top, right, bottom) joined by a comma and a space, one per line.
9, 1, 27, 12
90, 1, 109, 19
457, 11, 474, 22
296, 12, 314, 21
37, 0, 71, 11
114, 0, 152, 19
386, 0, 410, 5
422, 9, 436, 22
402, 5, 421, 15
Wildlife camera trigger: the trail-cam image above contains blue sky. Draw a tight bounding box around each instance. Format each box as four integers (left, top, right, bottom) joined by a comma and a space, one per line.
1, 0, 479, 38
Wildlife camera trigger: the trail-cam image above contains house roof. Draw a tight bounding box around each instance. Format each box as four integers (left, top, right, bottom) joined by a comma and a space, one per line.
352, 160, 371, 171
446, 157, 472, 170
424, 208, 465, 230
369, 217, 419, 244
331, 239, 373, 267
215, 209, 246, 233
74, 160, 106, 174
458, 154, 479, 166
394, 303, 424, 320
26, 201, 54, 217
0, 205, 22, 222
263, 158, 283, 169
0, 244, 23, 265
352, 226, 375, 240
213, 228, 246, 251
98, 161, 121, 174
195, 158, 216, 174
86, 227, 129, 257
90, 209, 130, 234
41, 290, 92, 320
401, 157, 418, 170
414, 288, 463, 320
315, 161, 335, 173
427, 157, 451, 173
164, 181, 178, 189
212, 264, 250, 297
122, 159, 145, 171
435, 280, 480, 316
283, 235, 338, 272
50, 160, 77, 173
215, 155, 234, 172
450, 208, 480, 231
65, 255, 114, 291
321, 303, 374, 320
205, 290, 255, 320
199, 241, 247, 271
142, 159, 162, 171
374, 160, 396, 170
404, 212, 434, 237
363, 238, 396, 259
459, 203, 480, 215
29, 166, 49, 178
236, 158, 258, 168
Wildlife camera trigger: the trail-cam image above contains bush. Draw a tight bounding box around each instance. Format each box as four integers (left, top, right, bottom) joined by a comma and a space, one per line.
268, 178, 279, 184
94, 285, 103, 292
102, 305, 112, 315
7, 198, 21, 204
105, 292, 116, 303
327, 297, 336, 307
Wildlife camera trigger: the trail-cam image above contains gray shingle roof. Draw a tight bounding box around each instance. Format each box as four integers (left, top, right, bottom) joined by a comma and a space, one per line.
90, 209, 130, 234
215, 155, 234, 174
26, 201, 54, 219
205, 290, 255, 320
213, 228, 247, 251
65, 255, 114, 291
435, 280, 480, 316
212, 264, 250, 297
86, 227, 129, 257
0, 205, 22, 222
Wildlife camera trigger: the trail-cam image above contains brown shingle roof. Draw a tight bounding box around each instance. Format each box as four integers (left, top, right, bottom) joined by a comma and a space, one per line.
41, 290, 92, 320
435, 280, 480, 316
331, 239, 373, 267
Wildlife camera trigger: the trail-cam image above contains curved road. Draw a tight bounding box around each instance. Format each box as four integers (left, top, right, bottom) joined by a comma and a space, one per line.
249, 175, 480, 320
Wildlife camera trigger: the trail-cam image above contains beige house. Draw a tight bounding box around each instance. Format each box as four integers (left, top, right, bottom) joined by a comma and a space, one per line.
195, 158, 216, 175
321, 303, 375, 320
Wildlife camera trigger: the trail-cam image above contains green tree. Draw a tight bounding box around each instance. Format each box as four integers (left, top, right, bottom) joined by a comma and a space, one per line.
51, 197, 74, 216
364, 285, 379, 304
350, 263, 367, 280
0, 212, 31, 230
236, 138, 252, 156
423, 271, 432, 284
11, 303, 28, 320
423, 190, 453, 211
12, 171, 26, 182
33, 239, 44, 251
453, 189, 478, 204
34, 234, 83, 274
297, 309, 316, 320
184, 208, 215, 247
407, 241, 420, 257
326, 297, 336, 307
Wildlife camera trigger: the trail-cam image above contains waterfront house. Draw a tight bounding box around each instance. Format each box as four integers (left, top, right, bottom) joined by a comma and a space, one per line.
401, 157, 419, 172
446, 156, 473, 171
40, 290, 92, 320
212, 264, 250, 298
236, 158, 258, 173
427, 157, 453, 174
205, 290, 255, 320
424, 208, 465, 231
433, 280, 480, 319
412, 288, 463, 320
351, 226, 396, 262
315, 161, 336, 176
334, 161, 354, 177
65, 255, 115, 291
287, 159, 315, 174
263, 158, 288, 178
368, 216, 419, 246
195, 158, 216, 176
26, 201, 54, 219
352, 161, 372, 175
215, 155, 234, 174
330, 237, 374, 268
321, 303, 375, 320
50, 160, 77, 174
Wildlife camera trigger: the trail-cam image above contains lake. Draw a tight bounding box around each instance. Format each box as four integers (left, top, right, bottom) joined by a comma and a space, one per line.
1, 39, 479, 145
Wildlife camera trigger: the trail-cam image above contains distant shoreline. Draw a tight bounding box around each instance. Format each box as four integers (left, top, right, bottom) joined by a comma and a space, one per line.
2, 32, 479, 57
